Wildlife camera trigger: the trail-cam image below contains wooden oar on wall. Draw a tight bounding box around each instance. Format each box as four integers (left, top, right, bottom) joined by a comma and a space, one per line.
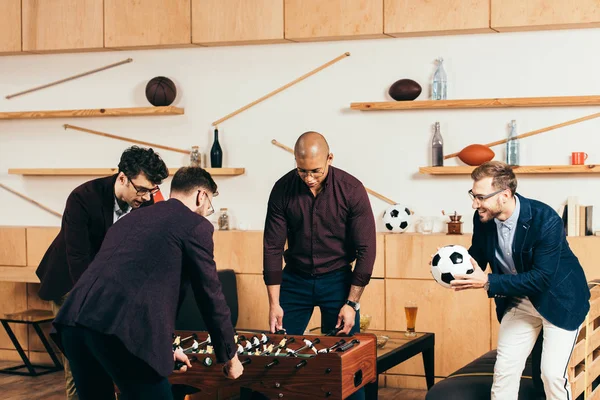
0, 183, 62, 218
445, 111, 600, 159
63, 124, 190, 154
212, 52, 351, 127
271, 139, 397, 205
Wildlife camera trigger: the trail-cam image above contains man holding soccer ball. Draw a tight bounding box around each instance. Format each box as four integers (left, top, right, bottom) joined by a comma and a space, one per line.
449, 161, 590, 400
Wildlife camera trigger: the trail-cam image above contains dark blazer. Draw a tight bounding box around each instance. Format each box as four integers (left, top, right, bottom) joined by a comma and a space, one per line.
36, 174, 153, 301
52, 198, 237, 377
469, 193, 590, 331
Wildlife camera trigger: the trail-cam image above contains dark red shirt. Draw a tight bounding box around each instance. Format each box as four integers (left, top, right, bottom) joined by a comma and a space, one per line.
263, 166, 376, 287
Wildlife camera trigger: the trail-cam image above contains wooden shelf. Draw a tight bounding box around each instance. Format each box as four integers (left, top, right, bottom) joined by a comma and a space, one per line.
0, 106, 184, 120
8, 168, 245, 176
351, 95, 600, 111
0, 266, 39, 283
419, 165, 600, 175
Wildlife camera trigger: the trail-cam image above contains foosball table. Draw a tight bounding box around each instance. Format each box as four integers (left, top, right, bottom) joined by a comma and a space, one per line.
169, 329, 377, 399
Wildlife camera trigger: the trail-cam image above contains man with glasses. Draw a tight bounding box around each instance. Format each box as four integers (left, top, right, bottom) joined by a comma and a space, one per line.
51, 166, 243, 399
449, 161, 590, 400
262, 131, 376, 400
36, 145, 168, 400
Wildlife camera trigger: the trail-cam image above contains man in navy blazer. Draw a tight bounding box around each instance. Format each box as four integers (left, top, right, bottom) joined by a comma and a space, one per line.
52, 166, 243, 400
36, 146, 168, 400
450, 161, 590, 400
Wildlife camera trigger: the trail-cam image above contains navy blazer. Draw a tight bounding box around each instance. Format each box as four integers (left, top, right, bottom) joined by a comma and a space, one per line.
52, 198, 237, 377
36, 174, 154, 301
469, 193, 590, 331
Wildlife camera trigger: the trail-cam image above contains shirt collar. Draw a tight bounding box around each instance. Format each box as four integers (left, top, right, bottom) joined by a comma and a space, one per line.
495, 195, 520, 229
114, 196, 131, 218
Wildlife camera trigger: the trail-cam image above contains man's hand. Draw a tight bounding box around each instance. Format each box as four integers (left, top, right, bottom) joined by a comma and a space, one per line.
336, 305, 356, 335
269, 304, 284, 334
173, 347, 192, 374
223, 353, 244, 379
450, 258, 488, 291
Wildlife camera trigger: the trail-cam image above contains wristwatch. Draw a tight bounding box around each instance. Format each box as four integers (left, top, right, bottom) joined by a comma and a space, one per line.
345, 300, 360, 311
483, 281, 490, 292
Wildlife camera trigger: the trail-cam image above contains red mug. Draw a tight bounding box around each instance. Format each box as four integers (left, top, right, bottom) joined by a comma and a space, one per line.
571, 152, 588, 165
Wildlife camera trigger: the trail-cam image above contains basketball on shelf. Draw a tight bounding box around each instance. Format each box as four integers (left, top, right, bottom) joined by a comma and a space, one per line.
145, 76, 177, 106
382, 204, 413, 233
430, 245, 474, 289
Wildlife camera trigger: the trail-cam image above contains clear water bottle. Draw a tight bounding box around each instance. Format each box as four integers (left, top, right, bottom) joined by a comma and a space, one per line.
432, 57, 447, 100
432, 122, 444, 166
190, 146, 202, 167
218, 208, 229, 230
506, 120, 519, 166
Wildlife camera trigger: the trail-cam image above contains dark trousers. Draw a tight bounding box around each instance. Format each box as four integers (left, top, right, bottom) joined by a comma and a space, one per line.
61, 325, 173, 400
280, 266, 364, 400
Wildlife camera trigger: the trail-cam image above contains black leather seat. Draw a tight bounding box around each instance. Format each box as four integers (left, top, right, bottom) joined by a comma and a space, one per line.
175, 269, 239, 330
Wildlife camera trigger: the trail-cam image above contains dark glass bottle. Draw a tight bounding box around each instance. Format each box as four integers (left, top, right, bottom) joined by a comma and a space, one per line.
210, 128, 223, 168
432, 122, 444, 166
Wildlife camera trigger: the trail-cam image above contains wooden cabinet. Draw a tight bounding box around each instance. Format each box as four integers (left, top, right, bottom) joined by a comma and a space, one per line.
192, 0, 286, 46
22, 0, 103, 52
385, 0, 493, 37
284, 0, 386, 41
104, 0, 192, 48
0, 0, 21, 54
491, 0, 600, 32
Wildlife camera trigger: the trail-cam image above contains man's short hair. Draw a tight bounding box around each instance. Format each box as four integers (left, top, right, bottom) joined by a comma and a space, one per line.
471, 161, 518, 196
118, 146, 169, 185
170, 167, 218, 196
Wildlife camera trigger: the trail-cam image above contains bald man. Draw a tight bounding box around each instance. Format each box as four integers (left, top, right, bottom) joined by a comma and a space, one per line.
262, 131, 376, 399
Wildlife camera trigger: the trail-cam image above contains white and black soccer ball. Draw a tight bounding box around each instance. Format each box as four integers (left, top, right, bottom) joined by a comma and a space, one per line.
430, 245, 474, 289
382, 204, 412, 232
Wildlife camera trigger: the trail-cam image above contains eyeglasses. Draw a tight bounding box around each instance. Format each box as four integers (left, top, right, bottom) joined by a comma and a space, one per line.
468, 188, 505, 203
296, 160, 329, 179
128, 178, 160, 196
196, 190, 214, 216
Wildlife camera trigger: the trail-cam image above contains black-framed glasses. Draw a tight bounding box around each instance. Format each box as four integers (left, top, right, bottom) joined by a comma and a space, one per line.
468, 188, 505, 203
128, 178, 160, 196
296, 158, 329, 179
196, 190, 214, 216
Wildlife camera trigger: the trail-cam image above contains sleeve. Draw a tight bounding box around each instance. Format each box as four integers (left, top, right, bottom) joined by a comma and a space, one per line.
469, 211, 490, 272
262, 183, 288, 286
487, 217, 562, 298
348, 184, 376, 287
183, 222, 236, 364
63, 191, 94, 284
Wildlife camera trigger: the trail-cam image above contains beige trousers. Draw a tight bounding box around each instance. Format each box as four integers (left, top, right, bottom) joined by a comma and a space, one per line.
51, 293, 79, 400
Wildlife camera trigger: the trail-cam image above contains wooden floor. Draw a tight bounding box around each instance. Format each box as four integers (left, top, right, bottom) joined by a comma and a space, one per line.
0, 361, 427, 400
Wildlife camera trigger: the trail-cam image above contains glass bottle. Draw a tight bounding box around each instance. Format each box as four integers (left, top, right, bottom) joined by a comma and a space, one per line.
210, 128, 223, 168
218, 208, 229, 230
432, 122, 444, 167
190, 146, 202, 167
432, 57, 447, 100
506, 120, 519, 166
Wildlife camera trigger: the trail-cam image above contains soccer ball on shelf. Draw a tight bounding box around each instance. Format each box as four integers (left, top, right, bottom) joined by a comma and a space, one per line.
382, 204, 413, 233
430, 245, 474, 289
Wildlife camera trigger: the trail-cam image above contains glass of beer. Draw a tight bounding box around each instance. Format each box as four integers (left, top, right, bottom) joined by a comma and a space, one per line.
405, 300, 418, 337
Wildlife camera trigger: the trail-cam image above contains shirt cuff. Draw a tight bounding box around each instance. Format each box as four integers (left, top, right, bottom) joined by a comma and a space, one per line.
351, 271, 371, 287
263, 270, 283, 286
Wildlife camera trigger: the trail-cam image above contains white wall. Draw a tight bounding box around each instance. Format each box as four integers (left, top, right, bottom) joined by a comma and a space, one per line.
1, 28, 600, 233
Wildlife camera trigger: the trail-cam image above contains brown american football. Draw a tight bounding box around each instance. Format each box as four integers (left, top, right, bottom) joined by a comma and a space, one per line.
389, 79, 422, 101
457, 144, 495, 166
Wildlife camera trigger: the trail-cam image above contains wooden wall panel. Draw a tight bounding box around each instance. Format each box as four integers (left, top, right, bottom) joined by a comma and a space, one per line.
386, 279, 491, 376
491, 0, 600, 32
373, 233, 385, 278
26, 227, 59, 266
192, 0, 286, 46
385, 233, 471, 279
0, 227, 27, 266
235, 274, 270, 330
385, 0, 492, 37
567, 237, 600, 280
22, 0, 104, 52
0, 283, 28, 351
361, 278, 385, 330
0, 0, 21, 54
284, 0, 386, 42
104, 0, 192, 48
213, 231, 264, 274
